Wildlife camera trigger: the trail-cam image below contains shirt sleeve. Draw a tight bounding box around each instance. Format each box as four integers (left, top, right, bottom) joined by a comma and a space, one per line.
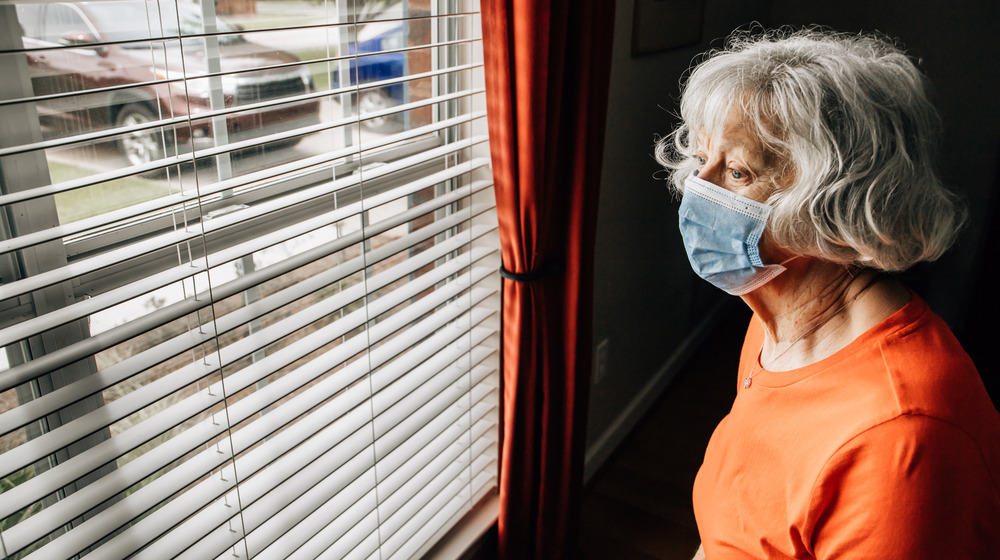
805, 414, 1000, 560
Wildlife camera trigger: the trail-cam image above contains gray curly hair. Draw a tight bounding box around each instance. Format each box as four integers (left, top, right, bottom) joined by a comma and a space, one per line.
656, 28, 965, 271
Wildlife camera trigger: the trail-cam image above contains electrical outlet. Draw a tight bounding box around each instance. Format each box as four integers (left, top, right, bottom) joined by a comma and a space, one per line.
594, 339, 609, 386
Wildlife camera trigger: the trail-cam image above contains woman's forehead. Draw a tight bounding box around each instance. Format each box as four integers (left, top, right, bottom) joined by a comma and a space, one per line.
695, 109, 759, 147
686, 91, 737, 134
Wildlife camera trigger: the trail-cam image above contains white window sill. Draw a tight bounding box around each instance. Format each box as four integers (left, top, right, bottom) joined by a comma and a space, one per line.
422, 491, 499, 560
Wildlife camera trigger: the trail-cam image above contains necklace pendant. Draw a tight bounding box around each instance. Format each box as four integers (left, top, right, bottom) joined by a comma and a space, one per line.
743, 377, 752, 389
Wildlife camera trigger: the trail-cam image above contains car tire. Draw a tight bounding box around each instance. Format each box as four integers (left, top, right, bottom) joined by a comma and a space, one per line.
359, 89, 393, 131
115, 103, 169, 167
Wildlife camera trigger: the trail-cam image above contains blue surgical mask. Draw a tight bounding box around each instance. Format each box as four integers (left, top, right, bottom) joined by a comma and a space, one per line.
677, 172, 786, 295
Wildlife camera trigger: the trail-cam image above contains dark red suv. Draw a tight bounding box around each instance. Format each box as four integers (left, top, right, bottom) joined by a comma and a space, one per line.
17, 1, 321, 167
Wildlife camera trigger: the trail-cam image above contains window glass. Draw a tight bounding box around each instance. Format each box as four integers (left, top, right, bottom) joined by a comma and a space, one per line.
15, 4, 44, 39
0, 1, 498, 558
37, 3, 91, 43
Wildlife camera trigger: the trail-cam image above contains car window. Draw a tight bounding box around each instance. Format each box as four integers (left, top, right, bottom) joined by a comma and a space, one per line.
15, 4, 44, 39
83, 1, 239, 43
41, 3, 92, 44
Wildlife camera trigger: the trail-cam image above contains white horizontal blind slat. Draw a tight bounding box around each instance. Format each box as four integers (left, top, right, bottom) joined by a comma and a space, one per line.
315, 522, 381, 560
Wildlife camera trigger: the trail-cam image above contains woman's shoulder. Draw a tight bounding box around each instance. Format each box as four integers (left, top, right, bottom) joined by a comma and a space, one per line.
876, 290, 982, 396
868, 290, 1000, 464
798, 287, 997, 461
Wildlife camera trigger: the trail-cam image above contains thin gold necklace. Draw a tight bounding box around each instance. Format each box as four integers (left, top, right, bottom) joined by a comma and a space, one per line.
743, 277, 879, 389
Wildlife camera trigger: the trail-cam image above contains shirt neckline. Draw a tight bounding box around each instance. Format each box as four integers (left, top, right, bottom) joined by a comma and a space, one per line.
747, 289, 927, 389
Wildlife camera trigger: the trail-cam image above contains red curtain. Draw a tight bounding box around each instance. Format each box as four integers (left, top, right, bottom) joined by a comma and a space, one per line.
480, 1, 616, 558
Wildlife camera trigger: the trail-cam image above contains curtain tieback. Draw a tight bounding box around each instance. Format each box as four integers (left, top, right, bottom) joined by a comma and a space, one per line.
499, 260, 563, 282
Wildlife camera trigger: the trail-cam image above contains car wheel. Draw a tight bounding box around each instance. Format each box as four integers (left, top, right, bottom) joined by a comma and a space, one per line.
115, 103, 168, 167
359, 89, 393, 131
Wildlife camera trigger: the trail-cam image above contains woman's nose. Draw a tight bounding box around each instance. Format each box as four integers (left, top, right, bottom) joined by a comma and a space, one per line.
697, 156, 725, 186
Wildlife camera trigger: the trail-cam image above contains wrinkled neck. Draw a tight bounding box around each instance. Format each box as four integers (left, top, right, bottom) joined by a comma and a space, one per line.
740, 259, 907, 371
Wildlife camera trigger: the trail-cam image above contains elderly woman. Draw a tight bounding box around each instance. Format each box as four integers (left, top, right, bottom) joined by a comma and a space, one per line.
657, 29, 1000, 559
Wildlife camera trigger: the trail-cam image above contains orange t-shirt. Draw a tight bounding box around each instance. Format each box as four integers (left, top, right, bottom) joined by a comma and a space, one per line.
693, 292, 1000, 559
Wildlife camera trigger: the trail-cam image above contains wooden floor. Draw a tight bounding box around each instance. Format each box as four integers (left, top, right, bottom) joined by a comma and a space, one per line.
578, 302, 750, 560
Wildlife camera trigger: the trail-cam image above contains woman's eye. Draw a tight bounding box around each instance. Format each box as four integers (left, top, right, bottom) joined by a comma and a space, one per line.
730, 168, 744, 179
696, 156, 707, 165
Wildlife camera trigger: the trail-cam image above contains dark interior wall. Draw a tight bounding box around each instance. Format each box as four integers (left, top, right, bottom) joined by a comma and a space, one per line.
587, 0, 773, 458
589, 0, 1000, 459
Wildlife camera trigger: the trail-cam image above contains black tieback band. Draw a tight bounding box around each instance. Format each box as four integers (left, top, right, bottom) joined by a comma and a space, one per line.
499, 259, 563, 282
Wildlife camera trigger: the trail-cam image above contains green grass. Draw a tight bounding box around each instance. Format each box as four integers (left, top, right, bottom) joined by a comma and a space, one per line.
1, 466, 44, 559
50, 161, 175, 224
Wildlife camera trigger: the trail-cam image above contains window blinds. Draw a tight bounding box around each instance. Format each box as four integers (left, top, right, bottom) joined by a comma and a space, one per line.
0, 0, 499, 558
